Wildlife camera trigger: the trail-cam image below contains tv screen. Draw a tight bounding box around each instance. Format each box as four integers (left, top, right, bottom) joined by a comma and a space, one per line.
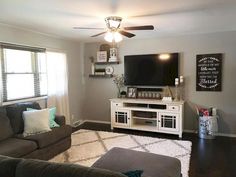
124, 53, 179, 86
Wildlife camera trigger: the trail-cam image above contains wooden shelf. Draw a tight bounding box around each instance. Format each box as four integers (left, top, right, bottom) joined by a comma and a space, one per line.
132, 116, 157, 121
89, 74, 113, 78
94, 61, 119, 65
132, 125, 157, 131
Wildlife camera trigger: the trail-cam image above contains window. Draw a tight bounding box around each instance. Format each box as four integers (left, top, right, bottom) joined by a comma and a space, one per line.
1, 44, 47, 102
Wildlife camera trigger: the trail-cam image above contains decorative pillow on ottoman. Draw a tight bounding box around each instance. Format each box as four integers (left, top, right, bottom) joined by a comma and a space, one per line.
23, 109, 51, 137
123, 170, 143, 177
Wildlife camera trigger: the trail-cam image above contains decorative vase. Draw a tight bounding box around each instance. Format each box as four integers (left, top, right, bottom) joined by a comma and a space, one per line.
91, 63, 95, 75
117, 88, 121, 98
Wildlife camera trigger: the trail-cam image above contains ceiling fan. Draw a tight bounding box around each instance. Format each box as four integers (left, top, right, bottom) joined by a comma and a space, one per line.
73, 16, 154, 42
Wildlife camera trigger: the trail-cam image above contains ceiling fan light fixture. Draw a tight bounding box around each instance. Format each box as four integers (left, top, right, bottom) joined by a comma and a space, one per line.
114, 31, 123, 42
104, 31, 113, 42
105, 16, 122, 29
104, 31, 123, 43
109, 20, 120, 28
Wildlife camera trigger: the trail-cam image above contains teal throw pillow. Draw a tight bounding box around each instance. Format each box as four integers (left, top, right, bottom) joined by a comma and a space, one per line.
27, 107, 60, 128
122, 170, 143, 177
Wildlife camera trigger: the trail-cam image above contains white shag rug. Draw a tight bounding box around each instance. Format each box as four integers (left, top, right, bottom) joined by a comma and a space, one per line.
50, 129, 192, 177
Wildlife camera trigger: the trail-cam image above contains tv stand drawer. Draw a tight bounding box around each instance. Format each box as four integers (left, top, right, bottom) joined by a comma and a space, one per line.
168, 105, 179, 111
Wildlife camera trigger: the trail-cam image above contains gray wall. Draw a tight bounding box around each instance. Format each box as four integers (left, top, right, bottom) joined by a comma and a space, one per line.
0, 24, 83, 124
82, 31, 236, 135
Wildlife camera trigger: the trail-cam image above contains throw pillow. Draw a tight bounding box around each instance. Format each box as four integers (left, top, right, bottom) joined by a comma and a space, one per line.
123, 170, 143, 177
27, 107, 60, 128
23, 109, 51, 137
6, 102, 41, 134
0, 112, 14, 141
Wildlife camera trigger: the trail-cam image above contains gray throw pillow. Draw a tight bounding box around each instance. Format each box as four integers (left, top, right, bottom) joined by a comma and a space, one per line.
6, 102, 41, 134
0, 112, 14, 141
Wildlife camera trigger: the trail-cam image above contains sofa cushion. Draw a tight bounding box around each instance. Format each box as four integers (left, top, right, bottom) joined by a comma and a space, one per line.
6, 102, 41, 134
92, 147, 182, 177
0, 155, 21, 177
0, 106, 7, 115
16, 125, 72, 149
0, 138, 38, 157
0, 112, 14, 141
16, 158, 127, 177
55, 115, 66, 126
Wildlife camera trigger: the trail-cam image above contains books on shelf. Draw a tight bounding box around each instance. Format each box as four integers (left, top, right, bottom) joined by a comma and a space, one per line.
94, 68, 106, 75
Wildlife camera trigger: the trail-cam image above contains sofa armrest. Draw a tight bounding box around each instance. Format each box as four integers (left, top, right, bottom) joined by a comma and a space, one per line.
55, 115, 66, 126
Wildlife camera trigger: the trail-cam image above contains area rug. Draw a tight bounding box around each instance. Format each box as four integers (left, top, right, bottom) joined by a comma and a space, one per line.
50, 129, 192, 177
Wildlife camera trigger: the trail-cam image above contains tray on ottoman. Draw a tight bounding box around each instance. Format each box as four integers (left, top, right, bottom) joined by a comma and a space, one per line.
92, 147, 181, 177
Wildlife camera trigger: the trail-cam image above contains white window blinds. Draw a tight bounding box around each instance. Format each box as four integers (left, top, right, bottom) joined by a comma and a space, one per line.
0, 43, 47, 102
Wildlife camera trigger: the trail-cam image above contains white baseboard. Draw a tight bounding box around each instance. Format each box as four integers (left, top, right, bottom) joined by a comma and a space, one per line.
183, 129, 236, 137
183, 129, 197, 133
216, 133, 236, 138
82, 120, 236, 138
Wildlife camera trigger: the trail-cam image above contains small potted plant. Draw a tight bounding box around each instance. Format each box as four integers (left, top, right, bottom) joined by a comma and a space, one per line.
113, 74, 125, 98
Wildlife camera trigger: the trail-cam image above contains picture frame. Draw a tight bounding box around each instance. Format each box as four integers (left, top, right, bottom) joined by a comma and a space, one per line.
97, 51, 107, 62
196, 53, 222, 91
109, 47, 118, 62
127, 87, 137, 98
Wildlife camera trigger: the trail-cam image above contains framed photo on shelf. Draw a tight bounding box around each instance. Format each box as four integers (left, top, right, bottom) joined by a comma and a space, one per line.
127, 87, 137, 98
97, 51, 107, 62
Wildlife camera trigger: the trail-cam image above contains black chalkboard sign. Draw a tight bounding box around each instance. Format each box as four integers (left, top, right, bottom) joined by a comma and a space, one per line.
196, 53, 222, 91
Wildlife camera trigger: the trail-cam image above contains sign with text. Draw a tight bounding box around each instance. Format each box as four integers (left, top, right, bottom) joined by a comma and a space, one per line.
196, 53, 222, 91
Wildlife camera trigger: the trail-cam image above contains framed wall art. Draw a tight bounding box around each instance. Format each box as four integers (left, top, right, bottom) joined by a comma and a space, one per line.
196, 53, 223, 91
97, 51, 107, 62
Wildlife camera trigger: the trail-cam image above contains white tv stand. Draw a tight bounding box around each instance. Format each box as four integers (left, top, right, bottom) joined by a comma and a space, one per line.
110, 98, 184, 138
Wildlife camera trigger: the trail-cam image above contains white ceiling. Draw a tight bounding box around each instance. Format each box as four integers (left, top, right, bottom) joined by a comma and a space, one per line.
1, 0, 236, 42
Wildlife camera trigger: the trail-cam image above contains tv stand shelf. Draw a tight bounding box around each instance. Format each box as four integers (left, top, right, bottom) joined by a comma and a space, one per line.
110, 98, 184, 138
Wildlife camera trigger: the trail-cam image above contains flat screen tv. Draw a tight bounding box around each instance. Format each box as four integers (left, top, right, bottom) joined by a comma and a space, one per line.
124, 53, 179, 86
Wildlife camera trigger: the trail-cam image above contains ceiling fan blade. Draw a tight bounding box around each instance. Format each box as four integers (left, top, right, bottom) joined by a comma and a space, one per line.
119, 30, 136, 38
91, 31, 107, 37
124, 25, 154, 30
73, 27, 104, 30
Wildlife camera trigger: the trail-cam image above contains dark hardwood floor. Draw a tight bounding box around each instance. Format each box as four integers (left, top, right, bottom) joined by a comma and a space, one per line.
76, 122, 236, 177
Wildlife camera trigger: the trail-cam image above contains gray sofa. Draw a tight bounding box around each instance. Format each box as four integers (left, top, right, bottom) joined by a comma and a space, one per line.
0, 147, 181, 177
0, 102, 72, 160
0, 155, 127, 177
93, 147, 181, 177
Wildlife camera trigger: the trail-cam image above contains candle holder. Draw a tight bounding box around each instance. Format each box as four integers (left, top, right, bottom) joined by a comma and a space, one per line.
174, 78, 179, 101
174, 85, 179, 101
179, 76, 184, 101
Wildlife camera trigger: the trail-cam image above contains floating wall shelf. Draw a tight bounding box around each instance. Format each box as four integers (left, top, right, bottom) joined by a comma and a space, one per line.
89, 74, 113, 78
94, 61, 119, 65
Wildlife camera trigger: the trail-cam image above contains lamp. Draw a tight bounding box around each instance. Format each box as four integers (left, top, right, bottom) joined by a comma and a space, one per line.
104, 31, 123, 43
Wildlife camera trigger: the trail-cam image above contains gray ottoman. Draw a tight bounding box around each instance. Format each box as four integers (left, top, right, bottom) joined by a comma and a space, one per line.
92, 147, 181, 177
